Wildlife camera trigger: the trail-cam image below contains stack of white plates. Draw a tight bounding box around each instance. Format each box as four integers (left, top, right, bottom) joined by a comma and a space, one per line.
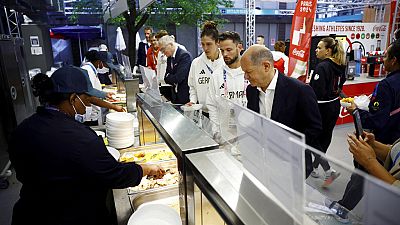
106, 112, 135, 149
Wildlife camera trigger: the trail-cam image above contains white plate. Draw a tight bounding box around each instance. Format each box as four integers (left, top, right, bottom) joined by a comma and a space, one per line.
180, 104, 202, 111
106, 112, 135, 123
108, 138, 135, 149
127, 204, 181, 225
106, 146, 120, 160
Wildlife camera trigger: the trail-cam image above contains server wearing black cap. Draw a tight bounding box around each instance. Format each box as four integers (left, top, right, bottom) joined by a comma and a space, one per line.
8, 66, 165, 225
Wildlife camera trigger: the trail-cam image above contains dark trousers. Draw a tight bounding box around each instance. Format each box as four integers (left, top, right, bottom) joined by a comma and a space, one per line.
338, 161, 365, 210
305, 150, 313, 178
160, 86, 173, 102
313, 100, 341, 171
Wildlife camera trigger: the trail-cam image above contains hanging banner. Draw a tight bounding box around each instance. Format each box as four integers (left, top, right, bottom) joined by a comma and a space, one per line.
288, 0, 317, 81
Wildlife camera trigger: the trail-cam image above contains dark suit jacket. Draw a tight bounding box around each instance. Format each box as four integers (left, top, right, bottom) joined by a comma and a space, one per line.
164, 46, 193, 104
137, 42, 148, 66
247, 73, 322, 146
247, 73, 322, 176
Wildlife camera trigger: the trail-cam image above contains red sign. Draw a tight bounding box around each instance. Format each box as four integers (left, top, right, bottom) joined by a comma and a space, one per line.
288, 0, 317, 80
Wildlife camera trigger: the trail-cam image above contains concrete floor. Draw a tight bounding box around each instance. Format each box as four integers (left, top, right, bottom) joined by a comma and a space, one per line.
0, 124, 356, 225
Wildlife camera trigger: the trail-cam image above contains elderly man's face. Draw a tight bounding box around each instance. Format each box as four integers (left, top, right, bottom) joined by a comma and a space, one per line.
241, 55, 272, 88
160, 43, 174, 57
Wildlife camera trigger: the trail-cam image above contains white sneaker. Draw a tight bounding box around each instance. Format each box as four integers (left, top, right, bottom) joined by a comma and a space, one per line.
322, 170, 341, 188
310, 168, 319, 178
324, 199, 350, 224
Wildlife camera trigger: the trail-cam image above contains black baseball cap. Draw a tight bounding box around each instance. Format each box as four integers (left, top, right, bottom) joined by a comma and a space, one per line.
51, 65, 88, 94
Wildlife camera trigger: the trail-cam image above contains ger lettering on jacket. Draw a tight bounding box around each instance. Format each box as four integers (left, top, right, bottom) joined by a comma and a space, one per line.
198, 77, 210, 84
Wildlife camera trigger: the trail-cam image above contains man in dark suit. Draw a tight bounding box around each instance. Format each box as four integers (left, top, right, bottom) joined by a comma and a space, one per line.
137, 26, 152, 67
158, 35, 193, 104
241, 45, 322, 177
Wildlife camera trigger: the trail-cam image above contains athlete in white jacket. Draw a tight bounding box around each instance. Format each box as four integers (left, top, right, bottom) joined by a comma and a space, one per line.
206, 31, 249, 138
187, 21, 223, 113
188, 51, 224, 112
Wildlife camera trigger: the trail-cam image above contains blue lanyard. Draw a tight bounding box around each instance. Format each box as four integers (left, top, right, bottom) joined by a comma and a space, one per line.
391, 150, 400, 170
222, 69, 248, 106
223, 69, 228, 96
205, 64, 213, 74
372, 83, 379, 97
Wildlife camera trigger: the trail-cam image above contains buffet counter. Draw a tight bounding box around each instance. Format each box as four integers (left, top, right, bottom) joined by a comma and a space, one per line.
113, 92, 320, 225
113, 93, 218, 225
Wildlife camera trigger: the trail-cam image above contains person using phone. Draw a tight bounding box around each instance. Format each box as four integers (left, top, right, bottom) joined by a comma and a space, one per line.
347, 131, 400, 187
327, 39, 400, 223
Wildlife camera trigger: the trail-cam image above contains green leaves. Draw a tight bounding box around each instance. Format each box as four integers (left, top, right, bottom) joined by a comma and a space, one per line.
147, 0, 233, 29
68, 0, 103, 24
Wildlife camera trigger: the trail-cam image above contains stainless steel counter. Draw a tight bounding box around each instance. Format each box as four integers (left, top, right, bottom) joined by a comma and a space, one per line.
344, 75, 384, 85
116, 93, 219, 225
186, 149, 299, 225
136, 93, 218, 157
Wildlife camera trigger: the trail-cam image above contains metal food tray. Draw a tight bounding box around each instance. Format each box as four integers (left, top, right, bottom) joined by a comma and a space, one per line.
119, 143, 176, 163
130, 186, 179, 210
127, 160, 178, 195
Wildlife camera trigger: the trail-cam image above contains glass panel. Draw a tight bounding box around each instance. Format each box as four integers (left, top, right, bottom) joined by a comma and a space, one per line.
139, 65, 162, 106
288, 139, 400, 225
232, 101, 305, 224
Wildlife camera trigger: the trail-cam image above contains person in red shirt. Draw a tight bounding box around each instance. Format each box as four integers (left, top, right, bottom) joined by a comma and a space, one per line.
146, 33, 160, 71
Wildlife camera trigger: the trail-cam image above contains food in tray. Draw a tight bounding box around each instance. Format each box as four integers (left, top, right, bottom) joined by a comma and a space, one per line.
120, 150, 175, 163
341, 97, 354, 103
129, 168, 179, 192
340, 97, 354, 107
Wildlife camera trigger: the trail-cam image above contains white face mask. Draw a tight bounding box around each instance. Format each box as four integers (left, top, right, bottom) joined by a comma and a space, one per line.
97, 67, 109, 74
72, 95, 92, 123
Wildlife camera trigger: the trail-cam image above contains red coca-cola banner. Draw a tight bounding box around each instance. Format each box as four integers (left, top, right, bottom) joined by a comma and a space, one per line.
288, 0, 317, 81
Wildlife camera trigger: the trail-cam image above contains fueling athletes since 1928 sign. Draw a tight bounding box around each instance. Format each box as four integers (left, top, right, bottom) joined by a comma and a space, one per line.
312, 22, 389, 53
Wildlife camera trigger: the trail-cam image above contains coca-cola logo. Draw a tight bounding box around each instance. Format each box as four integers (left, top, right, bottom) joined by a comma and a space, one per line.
373, 25, 387, 32
292, 48, 305, 58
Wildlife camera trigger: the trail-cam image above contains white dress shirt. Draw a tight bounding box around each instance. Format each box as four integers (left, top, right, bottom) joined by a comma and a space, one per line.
258, 69, 278, 119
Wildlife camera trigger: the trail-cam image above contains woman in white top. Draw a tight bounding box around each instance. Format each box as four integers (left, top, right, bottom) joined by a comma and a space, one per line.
187, 21, 224, 113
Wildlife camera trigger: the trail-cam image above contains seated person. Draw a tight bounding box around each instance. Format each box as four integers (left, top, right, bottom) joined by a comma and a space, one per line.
347, 131, 400, 187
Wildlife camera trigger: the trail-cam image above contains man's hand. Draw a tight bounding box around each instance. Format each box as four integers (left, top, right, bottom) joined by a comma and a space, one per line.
186, 102, 194, 106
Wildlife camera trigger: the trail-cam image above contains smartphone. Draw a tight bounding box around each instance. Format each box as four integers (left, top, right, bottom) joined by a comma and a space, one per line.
352, 109, 364, 138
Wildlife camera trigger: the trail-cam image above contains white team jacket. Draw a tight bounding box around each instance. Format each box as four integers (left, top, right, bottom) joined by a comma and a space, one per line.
188, 52, 224, 112
206, 64, 249, 134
